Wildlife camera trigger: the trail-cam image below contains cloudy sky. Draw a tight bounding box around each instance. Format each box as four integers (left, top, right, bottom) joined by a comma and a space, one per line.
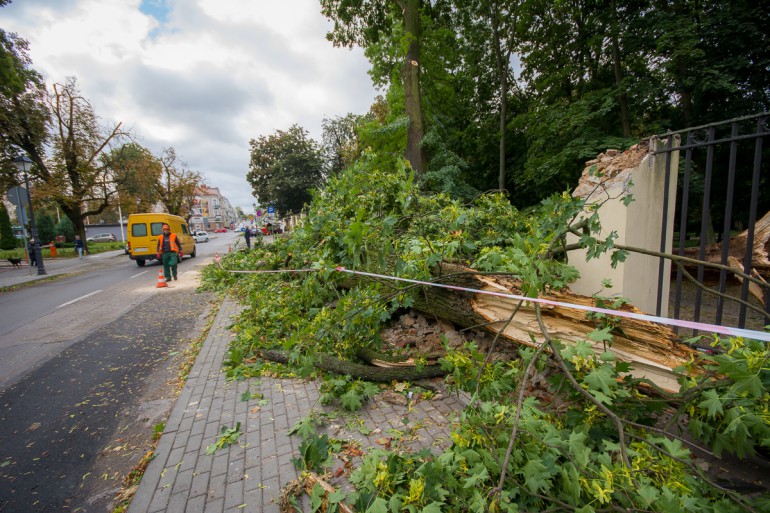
0, 0, 378, 212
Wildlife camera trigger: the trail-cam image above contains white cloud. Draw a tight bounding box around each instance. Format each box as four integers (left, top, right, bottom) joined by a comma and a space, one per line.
0, 0, 377, 211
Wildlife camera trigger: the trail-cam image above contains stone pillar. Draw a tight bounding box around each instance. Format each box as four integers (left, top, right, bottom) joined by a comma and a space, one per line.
567, 139, 679, 315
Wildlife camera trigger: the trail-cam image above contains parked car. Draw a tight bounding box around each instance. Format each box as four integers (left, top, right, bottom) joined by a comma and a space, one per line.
86, 233, 116, 243
215, 228, 228, 233
193, 231, 209, 243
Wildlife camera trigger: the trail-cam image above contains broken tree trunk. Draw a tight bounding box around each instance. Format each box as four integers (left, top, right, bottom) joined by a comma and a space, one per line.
682, 210, 770, 278
411, 264, 696, 393
262, 349, 447, 382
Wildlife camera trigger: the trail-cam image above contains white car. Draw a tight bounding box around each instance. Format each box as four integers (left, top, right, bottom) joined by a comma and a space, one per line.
193, 231, 209, 243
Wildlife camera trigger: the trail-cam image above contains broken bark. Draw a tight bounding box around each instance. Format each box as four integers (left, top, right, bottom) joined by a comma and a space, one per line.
262, 349, 447, 382
411, 264, 696, 393
682, 210, 770, 278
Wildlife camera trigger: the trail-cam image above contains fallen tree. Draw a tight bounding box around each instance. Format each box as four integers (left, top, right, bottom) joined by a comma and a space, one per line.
408, 264, 695, 393
262, 349, 448, 382
682, 210, 770, 279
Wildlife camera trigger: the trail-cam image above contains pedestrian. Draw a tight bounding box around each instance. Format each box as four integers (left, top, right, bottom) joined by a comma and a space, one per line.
27, 238, 37, 267
156, 223, 181, 281
74, 235, 84, 258
244, 225, 251, 249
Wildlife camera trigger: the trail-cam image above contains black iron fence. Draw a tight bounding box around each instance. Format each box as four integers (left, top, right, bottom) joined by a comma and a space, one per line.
650, 113, 770, 335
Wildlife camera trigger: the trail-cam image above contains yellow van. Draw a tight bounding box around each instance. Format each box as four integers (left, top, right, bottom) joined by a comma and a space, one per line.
127, 213, 196, 267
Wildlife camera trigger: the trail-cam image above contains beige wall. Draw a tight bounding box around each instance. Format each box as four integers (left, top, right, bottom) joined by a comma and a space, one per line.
568, 139, 679, 315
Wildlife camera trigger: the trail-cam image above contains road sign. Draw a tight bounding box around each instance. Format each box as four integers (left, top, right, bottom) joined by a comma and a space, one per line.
7, 186, 28, 206
256, 210, 262, 217
267, 206, 275, 214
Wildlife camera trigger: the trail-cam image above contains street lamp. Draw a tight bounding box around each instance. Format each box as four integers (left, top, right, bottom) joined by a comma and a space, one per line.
13, 155, 46, 275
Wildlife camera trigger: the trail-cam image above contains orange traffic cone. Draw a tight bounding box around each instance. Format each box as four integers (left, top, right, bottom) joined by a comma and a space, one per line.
156, 268, 168, 288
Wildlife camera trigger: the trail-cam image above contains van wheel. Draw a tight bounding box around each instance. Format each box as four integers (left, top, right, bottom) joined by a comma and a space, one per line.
136, 259, 145, 267
191, 247, 196, 258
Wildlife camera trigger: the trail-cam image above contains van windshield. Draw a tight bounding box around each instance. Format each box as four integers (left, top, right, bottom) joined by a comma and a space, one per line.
151, 222, 164, 236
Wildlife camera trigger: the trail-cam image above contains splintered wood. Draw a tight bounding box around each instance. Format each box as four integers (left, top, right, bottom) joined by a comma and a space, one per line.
413, 265, 695, 393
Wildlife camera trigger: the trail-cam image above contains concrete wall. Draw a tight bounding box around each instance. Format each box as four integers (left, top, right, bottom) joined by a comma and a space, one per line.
567, 139, 679, 315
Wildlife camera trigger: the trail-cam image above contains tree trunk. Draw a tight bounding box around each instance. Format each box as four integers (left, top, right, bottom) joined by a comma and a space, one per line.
610, 1, 631, 138
262, 350, 447, 382
683, 210, 770, 277
490, 10, 507, 191
402, 0, 427, 176
411, 264, 696, 393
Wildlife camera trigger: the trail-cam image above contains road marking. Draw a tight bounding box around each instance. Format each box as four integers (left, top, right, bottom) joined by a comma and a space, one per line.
131, 271, 149, 279
56, 290, 103, 309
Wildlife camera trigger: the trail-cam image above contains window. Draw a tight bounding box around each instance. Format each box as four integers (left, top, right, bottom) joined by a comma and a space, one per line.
182, 225, 189, 235
131, 224, 147, 237
151, 222, 164, 236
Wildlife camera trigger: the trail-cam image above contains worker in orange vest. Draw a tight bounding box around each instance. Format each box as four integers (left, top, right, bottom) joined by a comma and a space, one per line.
156, 223, 181, 281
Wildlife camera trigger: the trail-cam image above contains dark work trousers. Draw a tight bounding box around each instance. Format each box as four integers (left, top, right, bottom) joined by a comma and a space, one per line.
161, 252, 178, 281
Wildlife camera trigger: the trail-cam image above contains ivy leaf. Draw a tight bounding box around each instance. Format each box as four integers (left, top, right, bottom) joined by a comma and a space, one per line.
697, 389, 724, 418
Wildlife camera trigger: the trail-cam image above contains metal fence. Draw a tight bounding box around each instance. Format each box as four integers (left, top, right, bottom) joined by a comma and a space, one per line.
650, 113, 770, 335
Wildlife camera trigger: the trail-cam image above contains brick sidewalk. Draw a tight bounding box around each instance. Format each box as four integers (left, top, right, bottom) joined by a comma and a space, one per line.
129, 297, 468, 513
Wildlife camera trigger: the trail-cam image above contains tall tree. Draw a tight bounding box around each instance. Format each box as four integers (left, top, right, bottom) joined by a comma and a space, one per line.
247, 125, 324, 215
0, 201, 16, 250
321, 0, 428, 175
106, 142, 162, 214
46, 78, 128, 243
452, 0, 524, 192
155, 147, 203, 219
322, 113, 363, 176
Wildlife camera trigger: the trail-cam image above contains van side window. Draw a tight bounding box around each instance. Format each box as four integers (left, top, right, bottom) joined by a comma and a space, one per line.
181, 225, 189, 235
131, 224, 148, 237
151, 223, 164, 236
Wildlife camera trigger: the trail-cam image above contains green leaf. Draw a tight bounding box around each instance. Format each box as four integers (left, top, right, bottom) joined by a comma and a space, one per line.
583, 366, 616, 402
697, 389, 724, 418
365, 497, 388, 513
310, 483, 325, 511
521, 458, 550, 493
638, 484, 660, 507
588, 326, 614, 343
568, 430, 591, 466
340, 389, 364, 411
421, 503, 444, 513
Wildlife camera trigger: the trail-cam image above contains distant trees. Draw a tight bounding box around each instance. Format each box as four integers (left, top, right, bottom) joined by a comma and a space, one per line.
0, 202, 16, 250
156, 147, 203, 219
247, 125, 324, 215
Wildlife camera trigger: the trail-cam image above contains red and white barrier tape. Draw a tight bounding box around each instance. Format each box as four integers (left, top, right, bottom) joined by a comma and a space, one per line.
333, 267, 770, 343
217, 263, 770, 342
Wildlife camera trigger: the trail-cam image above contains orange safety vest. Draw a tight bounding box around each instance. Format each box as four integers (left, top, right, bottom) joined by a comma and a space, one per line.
157, 233, 180, 253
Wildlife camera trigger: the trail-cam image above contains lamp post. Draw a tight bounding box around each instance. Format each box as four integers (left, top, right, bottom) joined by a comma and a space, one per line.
13, 155, 46, 275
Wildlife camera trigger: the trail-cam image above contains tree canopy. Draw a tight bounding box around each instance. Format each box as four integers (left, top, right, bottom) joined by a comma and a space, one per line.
247, 124, 325, 215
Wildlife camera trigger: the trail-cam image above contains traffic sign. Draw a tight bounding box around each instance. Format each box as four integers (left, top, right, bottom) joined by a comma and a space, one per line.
6, 186, 28, 206
267, 206, 275, 214
256, 210, 262, 217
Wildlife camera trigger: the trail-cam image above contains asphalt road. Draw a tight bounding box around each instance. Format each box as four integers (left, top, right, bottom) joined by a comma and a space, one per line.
0, 231, 239, 391
0, 231, 242, 512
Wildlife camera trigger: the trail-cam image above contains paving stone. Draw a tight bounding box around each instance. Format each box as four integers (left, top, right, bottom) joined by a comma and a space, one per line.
189, 471, 210, 498
223, 479, 244, 510
127, 297, 469, 513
